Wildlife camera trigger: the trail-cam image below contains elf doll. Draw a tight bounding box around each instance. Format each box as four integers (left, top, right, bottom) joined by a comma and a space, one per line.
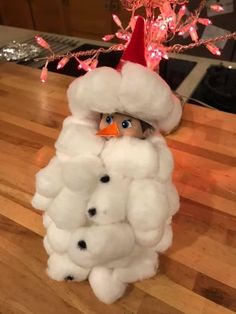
32, 17, 182, 304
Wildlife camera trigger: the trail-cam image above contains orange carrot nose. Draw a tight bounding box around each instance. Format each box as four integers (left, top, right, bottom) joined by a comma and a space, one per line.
96, 122, 120, 137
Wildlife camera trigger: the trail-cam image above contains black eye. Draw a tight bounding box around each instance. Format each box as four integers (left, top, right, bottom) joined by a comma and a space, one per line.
122, 119, 132, 129
105, 115, 113, 124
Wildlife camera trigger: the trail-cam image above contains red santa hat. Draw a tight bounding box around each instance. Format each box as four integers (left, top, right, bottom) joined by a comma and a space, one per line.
116, 16, 147, 71
67, 16, 182, 134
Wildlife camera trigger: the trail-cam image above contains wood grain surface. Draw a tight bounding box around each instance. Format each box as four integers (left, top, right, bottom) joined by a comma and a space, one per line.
0, 62, 235, 314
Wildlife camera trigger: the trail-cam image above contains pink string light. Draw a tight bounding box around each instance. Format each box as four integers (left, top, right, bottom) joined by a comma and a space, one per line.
177, 5, 186, 21
40, 67, 48, 83
35, 36, 51, 50
198, 18, 212, 26
57, 56, 70, 69
189, 26, 198, 42
210, 4, 224, 12
102, 34, 115, 41
34, 1, 236, 81
112, 14, 123, 28
206, 43, 221, 55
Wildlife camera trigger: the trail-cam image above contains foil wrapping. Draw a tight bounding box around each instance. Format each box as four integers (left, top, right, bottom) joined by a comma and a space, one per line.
0, 41, 41, 62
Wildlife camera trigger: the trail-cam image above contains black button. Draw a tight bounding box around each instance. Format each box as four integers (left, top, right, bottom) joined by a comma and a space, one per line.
100, 175, 110, 183
78, 240, 87, 250
88, 207, 97, 217
64, 275, 74, 281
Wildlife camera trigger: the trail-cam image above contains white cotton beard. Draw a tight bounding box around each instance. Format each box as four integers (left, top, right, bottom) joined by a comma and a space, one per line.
101, 136, 160, 179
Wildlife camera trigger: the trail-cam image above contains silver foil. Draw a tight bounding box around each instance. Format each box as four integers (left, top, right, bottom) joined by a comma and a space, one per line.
0, 41, 41, 62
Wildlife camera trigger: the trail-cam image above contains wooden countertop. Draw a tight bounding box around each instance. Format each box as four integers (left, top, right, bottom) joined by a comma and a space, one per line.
0, 62, 235, 314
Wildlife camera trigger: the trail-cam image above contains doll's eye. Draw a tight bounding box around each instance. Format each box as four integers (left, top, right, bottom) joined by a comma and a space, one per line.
122, 119, 132, 129
105, 115, 113, 124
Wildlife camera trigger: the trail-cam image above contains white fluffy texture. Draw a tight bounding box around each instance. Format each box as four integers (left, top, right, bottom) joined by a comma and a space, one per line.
32, 64, 181, 303
63, 114, 99, 129
68, 224, 135, 268
31, 193, 52, 211
119, 63, 176, 123
55, 123, 104, 157
86, 176, 129, 225
47, 253, 90, 282
43, 236, 54, 255
134, 227, 165, 247
62, 155, 104, 192
127, 179, 169, 231
101, 137, 159, 179
114, 248, 158, 283
35, 157, 63, 198
167, 182, 180, 216
67, 62, 182, 132
155, 223, 173, 253
47, 222, 72, 253
158, 96, 182, 134
89, 267, 127, 304
67, 67, 121, 117
149, 135, 174, 182
47, 187, 88, 230
42, 213, 52, 229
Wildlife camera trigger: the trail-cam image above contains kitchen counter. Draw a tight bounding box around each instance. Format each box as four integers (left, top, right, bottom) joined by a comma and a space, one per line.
0, 62, 235, 314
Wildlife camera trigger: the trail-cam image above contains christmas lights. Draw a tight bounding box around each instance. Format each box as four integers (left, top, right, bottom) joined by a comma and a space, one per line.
210, 4, 224, 12
57, 56, 70, 70
35, 0, 236, 79
40, 66, 48, 83
35, 36, 51, 51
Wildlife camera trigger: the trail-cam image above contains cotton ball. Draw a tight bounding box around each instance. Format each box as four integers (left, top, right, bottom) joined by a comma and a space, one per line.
35, 157, 63, 198
114, 248, 158, 283
62, 155, 104, 192
47, 221, 71, 253
89, 267, 127, 304
47, 253, 90, 282
55, 124, 104, 157
68, 223, 135, 268
67, 67, 121, 116
167, 182, 180, 216
134, 228, 165, 247
47, 187, 88, 230
127, 179, 169, 231
149, 135, 174, 182
31, 193, 52, 211
86, 175, 129, 225
155, 223, 173, 253
119, 62, 174, 123
63, 112, 100, 129
101, 137, 159, 179
42, 213, 52, 229
43, 236, 54, 255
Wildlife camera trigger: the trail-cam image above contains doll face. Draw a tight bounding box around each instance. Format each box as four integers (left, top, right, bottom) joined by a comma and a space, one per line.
98, 113, 145, 138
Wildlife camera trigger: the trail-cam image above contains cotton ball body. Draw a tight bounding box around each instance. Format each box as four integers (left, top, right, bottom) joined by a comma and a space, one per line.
35, 156, 63, 198
68, 223, 135, 268
86, 175, 129, 225
55, 123, 104, 157
127, 179, 170, 246
47, 253, 90, 282
47, 221, 72, 253
31, 193, 52, 211
47, 187, 88, 230
61, 155, 104, 192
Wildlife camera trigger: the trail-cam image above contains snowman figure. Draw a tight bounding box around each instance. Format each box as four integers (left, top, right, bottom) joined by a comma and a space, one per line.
32, 17, 182, 304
